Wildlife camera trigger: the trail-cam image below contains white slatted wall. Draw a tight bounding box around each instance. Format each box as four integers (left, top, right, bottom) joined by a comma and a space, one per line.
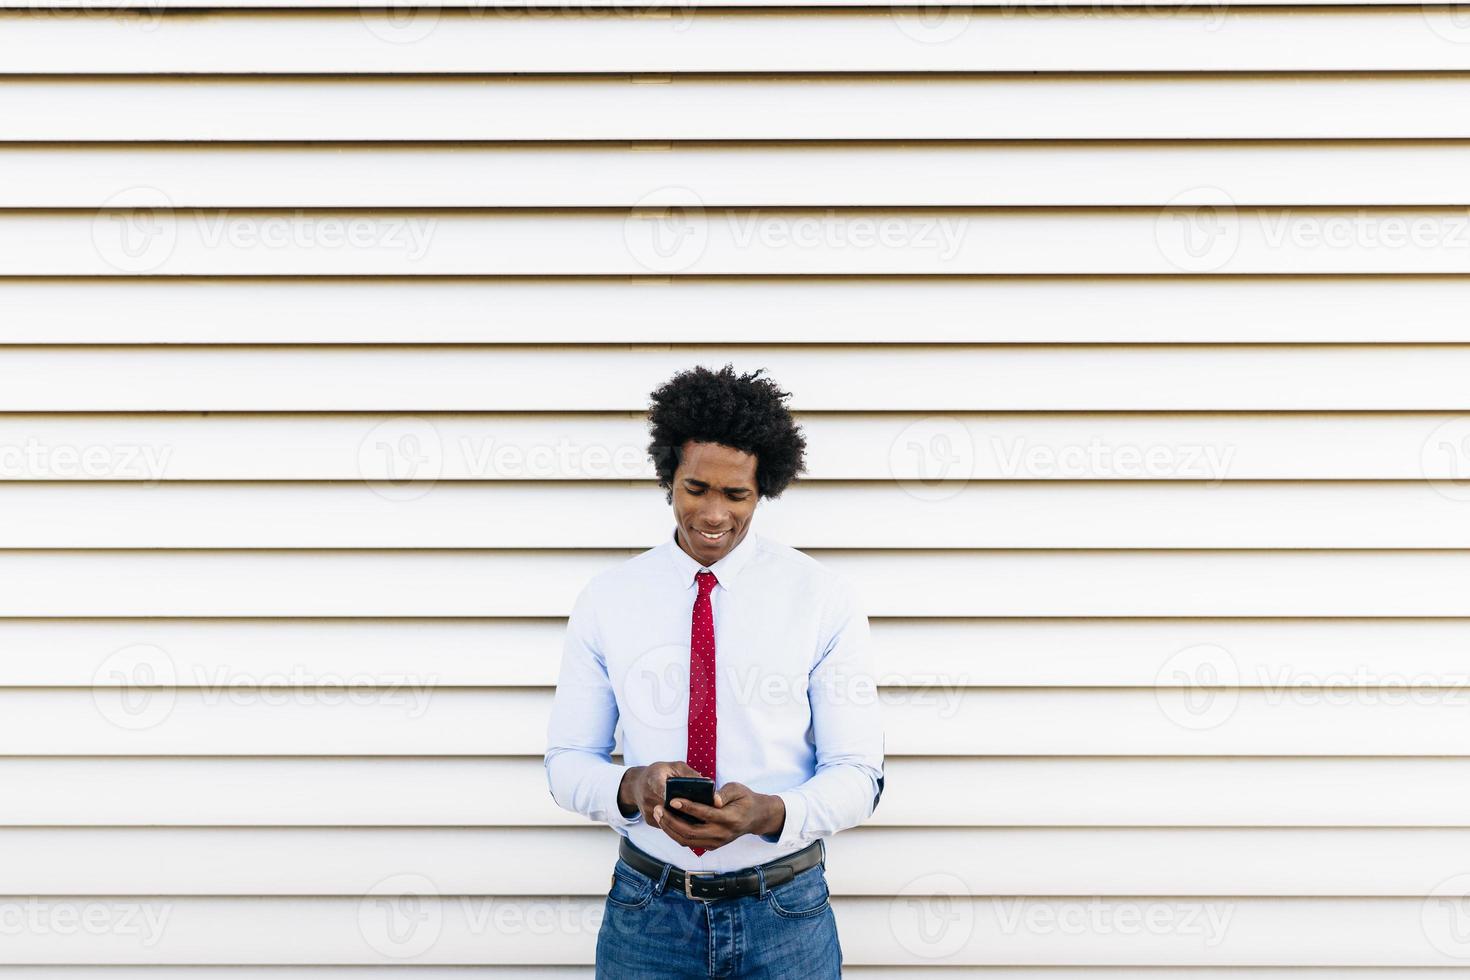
5, 2, 1470, 976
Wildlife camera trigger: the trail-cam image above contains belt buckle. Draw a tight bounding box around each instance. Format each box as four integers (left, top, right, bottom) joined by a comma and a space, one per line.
683, 871, 716, 901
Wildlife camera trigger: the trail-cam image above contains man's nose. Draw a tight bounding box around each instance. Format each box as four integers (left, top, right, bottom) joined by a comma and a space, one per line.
697, 500, 730, 527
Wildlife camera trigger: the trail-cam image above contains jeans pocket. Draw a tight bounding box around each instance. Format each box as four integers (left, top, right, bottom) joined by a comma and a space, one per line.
606, 860, 656, 911
766, 866, 831, 919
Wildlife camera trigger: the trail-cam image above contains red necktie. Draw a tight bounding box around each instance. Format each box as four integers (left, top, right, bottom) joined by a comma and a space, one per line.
687, 569, 718, 854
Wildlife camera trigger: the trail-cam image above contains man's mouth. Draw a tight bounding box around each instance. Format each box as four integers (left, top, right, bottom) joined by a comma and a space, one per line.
695, 529, 729, 543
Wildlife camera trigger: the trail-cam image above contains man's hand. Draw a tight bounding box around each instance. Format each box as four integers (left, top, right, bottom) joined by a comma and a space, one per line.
617, 761, 704, 825
654, 781, 786, 852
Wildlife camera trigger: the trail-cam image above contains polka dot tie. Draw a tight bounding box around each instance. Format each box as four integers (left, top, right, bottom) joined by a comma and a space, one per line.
687, 569, 718, 855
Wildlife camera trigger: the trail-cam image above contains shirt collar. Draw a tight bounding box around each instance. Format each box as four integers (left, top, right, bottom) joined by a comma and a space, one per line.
664, 524, 760, 592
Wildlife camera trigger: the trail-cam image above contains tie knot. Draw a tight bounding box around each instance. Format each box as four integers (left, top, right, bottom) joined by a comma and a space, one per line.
696, 569, 718, 596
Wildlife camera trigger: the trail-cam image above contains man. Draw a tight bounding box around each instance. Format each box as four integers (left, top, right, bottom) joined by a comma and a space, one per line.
544, 363, 886, 978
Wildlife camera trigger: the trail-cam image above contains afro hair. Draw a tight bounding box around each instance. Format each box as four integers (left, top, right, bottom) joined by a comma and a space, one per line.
646, 363, 808, 502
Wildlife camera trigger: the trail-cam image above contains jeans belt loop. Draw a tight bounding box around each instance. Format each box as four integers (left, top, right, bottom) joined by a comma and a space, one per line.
655, 862, 673, 897
755, 865, 767, 900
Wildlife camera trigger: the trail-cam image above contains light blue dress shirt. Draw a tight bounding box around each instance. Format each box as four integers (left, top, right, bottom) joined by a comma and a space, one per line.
544, 524, 886, 872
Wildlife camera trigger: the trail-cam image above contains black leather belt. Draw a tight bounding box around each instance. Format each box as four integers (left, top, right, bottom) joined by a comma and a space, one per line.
618, 836, 824, 902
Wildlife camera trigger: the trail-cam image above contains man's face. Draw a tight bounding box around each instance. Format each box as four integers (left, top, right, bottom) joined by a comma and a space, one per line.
671, 440, 759, 565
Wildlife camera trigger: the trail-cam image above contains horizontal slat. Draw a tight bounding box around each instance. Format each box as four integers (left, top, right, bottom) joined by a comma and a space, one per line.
0, 972, 1096, 980
0, 972, 589, 980
1, 826, 1465, 896
7, 76, 1470, 141
10, 277, 1470, 343
3, 347, 1470, 410
3, 0, 1448, 6
1, 481, 1465, 549
0, 895, 1460, 966
7, 10, 1470, 73
22, 972, 1380, 980
3, 973, 604, 980
0, 973, 1464, 980
11, 756, 1470, 827
44, 207, 1470, 275
10, 617, 1470, 689
0, 550, 1468, 617
41, 974, 1465, 980
21, 144, 1470, 209
0, 972, 602, 980
17, 686, 1470, 756
0, 619, 559, 687
1, 412, 1461, 481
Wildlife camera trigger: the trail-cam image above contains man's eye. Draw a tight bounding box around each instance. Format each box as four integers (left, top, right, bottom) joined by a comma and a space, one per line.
686, 488, 705, 496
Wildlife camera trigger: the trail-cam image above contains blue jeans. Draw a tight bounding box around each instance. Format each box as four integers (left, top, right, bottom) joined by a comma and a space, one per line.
594, 844, 842, 979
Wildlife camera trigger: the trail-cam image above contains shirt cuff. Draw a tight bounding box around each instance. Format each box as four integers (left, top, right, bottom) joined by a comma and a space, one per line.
759, 790, 808, 847
604, 764, 644, 829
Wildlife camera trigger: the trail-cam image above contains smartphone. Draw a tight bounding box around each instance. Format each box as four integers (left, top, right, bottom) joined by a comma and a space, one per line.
663, 776, 715, 824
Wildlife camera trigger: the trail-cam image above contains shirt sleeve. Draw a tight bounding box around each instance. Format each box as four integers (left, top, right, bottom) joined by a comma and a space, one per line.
544, 581, 643, 830
759, 577, 886, 847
